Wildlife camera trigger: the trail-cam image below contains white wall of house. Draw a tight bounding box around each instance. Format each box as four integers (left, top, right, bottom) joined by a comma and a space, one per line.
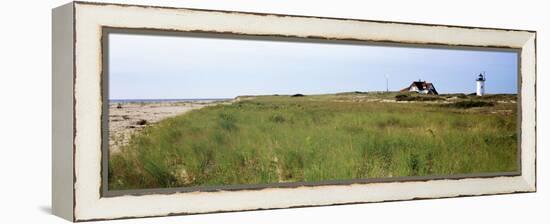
408, 86, 429, 94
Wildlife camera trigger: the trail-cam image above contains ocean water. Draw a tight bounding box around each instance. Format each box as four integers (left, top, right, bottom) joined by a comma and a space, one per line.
110, 98, 232, 103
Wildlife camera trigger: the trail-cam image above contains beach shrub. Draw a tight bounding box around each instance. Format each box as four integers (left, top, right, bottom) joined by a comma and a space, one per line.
269, 114, 286, 123
443, 94, 467, 99
136, 119, 147, 125
395, 94, 409, 101
447, 100, 494, 109
395, 94, 442, 101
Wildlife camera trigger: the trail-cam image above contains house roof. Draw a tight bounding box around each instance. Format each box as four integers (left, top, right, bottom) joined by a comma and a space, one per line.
400, 81, 439, 94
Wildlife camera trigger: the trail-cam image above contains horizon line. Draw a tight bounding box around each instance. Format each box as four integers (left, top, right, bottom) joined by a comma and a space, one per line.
109, 91, 517, 100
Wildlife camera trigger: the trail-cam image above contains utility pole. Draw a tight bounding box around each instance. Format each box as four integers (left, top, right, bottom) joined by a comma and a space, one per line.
385, 74, 389, 92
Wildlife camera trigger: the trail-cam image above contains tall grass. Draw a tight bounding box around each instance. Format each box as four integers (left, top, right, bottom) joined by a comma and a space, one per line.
109, 94, 518, 190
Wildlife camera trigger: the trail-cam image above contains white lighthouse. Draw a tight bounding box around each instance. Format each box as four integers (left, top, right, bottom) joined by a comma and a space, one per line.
476, 73, 486, 96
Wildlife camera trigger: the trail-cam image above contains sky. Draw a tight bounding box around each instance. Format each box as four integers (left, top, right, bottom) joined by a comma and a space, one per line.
108, 33, 518, 100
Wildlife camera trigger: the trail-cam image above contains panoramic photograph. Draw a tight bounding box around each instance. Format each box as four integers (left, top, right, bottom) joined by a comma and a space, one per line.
106, 33, 519, 190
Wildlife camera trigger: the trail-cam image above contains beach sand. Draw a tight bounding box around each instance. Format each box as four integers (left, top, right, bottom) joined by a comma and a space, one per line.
108, 101, 229, 154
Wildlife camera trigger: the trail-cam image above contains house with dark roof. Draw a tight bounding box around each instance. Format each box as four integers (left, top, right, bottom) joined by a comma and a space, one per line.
400, 80, 438, 95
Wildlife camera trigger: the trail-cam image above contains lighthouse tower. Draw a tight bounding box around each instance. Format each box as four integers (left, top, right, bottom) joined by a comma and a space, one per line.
476, 73, 486, 96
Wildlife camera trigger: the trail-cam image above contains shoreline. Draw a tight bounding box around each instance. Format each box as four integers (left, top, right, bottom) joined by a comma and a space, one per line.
110, 98, 232, 104
108, 100, 232, 154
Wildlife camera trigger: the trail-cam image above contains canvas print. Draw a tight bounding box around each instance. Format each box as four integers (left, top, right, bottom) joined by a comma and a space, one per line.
106, 32, 519, 191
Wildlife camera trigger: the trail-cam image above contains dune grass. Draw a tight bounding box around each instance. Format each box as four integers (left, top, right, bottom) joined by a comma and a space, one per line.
109, 93, 518, 190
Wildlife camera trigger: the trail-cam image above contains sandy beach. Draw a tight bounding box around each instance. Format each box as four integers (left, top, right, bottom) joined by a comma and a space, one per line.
108, 100, 230, 154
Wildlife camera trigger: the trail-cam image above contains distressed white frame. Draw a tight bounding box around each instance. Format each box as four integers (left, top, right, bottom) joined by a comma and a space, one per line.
53, 1, 536, 221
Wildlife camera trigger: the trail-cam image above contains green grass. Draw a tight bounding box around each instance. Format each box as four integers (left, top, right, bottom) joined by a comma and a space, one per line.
109, 93, 518, 190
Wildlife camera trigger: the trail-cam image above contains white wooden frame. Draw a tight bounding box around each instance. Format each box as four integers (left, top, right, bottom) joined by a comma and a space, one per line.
52, 1, 536, 222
